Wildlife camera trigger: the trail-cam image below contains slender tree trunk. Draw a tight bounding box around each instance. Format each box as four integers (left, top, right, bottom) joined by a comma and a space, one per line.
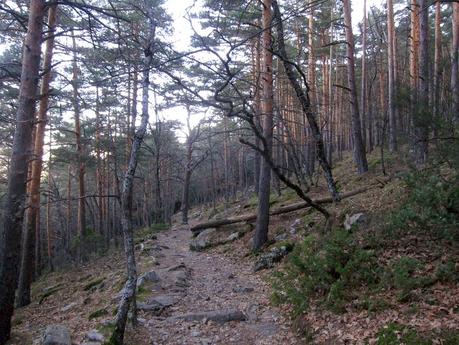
414, 0, 430, 166
181, 123, 193, 225
0, 1, 45, 343
17, 4, 58, 307
253, 0, 274, 251
410, 0, 420, 128
433, 0, 442, 131
46, 126, 53, 271
387, 0, 397, 151
71, 30, 86, 251
343, 0, 368, 173
452, 2, 459, 121
253, 32, 262, 194
110, 12, 156, 345
361, 0, 368, 149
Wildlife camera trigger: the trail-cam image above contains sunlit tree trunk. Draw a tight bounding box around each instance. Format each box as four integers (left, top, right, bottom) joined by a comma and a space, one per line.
343, 0, 368, 173
0, 1, 45, 343
17, 4, 58, 307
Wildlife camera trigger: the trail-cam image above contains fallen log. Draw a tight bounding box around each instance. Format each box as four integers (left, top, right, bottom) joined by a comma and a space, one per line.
191, 186, 371, 234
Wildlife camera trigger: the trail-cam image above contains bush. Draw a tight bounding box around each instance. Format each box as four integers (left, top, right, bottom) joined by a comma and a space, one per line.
376, 323, 430, 345
375, 323, 459, 345
383, 257, 436, 302
388, 170, 459, 240
272, 230, 381, 314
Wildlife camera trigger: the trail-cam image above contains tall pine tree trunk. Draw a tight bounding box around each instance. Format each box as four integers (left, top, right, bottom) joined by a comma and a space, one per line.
253, 0, 274, 251
414, 0, 430, 166
387, 0, 397, 151
0, 1, 45, 343
452, 2, 459, 120
17, 4, 58, 307
71, 30, 86, 252
343, 0, 368, 173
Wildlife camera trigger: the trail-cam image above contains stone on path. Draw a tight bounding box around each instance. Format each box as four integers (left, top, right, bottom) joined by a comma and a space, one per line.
41, 325, 71, 345
190, 228, 217, 251
137, 270, 160, 288
169, 309, 246, 324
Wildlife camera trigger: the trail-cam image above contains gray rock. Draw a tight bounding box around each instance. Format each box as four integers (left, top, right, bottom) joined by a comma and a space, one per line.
170, 309, 246, 323
190, 228, 217, 251
137, 270, 160, 288
81, 342, 101, 345
85, 330, 104, 342
226, 232, 241, 242
232, 286, 254, 293
138, 294, 179, 315
253, 246, 292, 272
274, 233, 288, 242
137, 302, 163, 315
41, 325, 71, 345
147, 294, 179, 308
344, 212, 369, 231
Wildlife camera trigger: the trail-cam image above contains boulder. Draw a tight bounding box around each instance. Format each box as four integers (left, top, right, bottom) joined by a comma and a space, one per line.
254, 245, 293, 272
85, 330, 104, 342
137, 270, 160, 288
274, 233, 288, 242
138, 294, 179, 315
190, 228, 217, 251
41, 325, 71, 345
344, 212, 369, 231
226, 232, 241, 242
169, 309, 246, 323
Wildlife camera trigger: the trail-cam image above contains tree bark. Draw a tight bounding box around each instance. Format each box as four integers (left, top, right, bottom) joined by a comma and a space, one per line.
253, 0, 274, 251
343, 0, 368, 173
361, 0, 368, 149
433, 0, 442, 131
71, 30, 86, 250
452, 2, 459, 120
414, 0, 430, 166
17, 4, 58, 308
387, 0, 397, 151
109, 10, 156, 345
0, 1, 45, 343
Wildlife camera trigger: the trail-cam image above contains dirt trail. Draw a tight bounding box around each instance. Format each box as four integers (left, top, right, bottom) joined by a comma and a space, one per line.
142, 224, 299, 345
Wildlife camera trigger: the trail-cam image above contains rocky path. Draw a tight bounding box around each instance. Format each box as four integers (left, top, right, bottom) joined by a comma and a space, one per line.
139, 224, 299, 345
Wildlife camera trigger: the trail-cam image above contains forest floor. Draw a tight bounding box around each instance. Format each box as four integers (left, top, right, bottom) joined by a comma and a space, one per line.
8, 152, 459, 345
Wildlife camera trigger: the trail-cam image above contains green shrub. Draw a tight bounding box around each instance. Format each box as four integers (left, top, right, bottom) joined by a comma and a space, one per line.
436, 259, 459, 283
376, 323, 430, 345
387, 170, 459, 240
272, 230, 381, 314
384, 257, 436, 302
375, 323, 459, 345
